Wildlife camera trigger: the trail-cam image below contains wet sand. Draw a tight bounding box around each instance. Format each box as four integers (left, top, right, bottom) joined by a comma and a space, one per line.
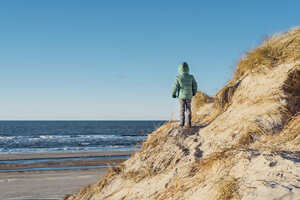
0, 150, 133, 161
0, 151, 133, 200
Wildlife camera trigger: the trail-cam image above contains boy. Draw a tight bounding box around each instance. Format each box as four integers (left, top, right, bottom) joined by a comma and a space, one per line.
172, 62, 197, 127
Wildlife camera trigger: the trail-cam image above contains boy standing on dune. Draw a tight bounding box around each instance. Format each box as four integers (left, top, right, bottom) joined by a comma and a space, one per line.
172, 62, 197, 128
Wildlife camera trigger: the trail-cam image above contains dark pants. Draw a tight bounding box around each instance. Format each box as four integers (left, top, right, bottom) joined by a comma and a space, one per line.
179, 99, 192, 126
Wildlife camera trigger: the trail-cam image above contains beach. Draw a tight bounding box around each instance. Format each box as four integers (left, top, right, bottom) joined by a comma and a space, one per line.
0, 120, 158, 200
0, 151, 132, 200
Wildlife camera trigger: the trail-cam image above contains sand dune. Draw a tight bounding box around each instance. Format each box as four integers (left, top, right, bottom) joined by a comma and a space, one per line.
66, 27, 300, 200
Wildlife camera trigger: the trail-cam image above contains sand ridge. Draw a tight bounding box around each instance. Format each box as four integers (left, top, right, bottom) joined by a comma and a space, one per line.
66, 27, 300, 200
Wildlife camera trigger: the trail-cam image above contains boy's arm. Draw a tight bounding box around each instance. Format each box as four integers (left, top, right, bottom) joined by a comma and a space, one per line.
192, 76, 197, 96
172, 77, 179, 97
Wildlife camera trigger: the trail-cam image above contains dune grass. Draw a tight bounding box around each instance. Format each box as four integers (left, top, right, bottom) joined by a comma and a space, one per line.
155, 28, 300, 199
154, 148, 240, 200
259, 114, 300, 151
64, 164, 125, 200
211, 27, 300, 114
192, 91, 214, 122
283, 68, 300, 115
232, 27, 300, 83
66, 27, 300, 200
121, 120, 182, 183
193, 91, 213, 109
191, 27, 300, 124
215, 176, 240, 200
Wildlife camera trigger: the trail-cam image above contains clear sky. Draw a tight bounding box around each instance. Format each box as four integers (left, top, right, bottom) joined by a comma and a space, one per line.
0, 0, 299, 120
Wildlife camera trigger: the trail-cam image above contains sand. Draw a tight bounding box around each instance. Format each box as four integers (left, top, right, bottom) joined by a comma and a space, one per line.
0, 150, 133, 161
0, 151, 132, 200
0, 168, 107, 200
66, 61, 300, 199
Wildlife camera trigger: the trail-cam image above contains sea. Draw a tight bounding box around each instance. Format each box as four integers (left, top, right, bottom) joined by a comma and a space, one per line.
0, 121, 165, 154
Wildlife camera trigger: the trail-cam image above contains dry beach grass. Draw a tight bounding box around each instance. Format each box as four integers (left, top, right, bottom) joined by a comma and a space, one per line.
66, 27, 300, 200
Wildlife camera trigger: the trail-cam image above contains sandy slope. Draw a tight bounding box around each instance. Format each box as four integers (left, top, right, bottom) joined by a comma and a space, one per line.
66, 28, 300, 200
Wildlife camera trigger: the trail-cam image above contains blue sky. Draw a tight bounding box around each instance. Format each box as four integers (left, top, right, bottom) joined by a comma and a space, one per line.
0, 0, 299, 120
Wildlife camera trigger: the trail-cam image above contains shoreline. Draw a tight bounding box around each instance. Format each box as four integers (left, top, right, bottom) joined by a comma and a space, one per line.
0, 150, 134, 172
0, 150, 132, 199
0, 150, 134, 161
0, 168, 109, 200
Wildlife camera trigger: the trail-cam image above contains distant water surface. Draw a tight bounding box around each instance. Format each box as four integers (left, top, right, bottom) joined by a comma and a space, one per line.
0, 121, 165, 154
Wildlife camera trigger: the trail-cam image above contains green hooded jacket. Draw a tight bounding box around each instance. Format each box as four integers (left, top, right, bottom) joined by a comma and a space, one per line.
172, 62, 197, 100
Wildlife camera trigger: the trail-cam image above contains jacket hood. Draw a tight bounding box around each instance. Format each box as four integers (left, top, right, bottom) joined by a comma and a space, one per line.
178, 62, 189, 75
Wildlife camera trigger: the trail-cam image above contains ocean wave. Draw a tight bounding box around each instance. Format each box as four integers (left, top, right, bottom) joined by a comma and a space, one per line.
0, 136, 15, 140
0, 134, 146, 154
0, 121, 160, 154
39, 135, 71, 139
0, 145, 138, 154
0, 134, 145, 141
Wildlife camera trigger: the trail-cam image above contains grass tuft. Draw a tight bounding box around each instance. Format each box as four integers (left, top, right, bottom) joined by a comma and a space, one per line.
193, 91, 213, 109
214, 85, 237, 112
192, 91, 214, 122
282, 68, 300, 115
66, 164, 125, 200
215, 176, 240, 200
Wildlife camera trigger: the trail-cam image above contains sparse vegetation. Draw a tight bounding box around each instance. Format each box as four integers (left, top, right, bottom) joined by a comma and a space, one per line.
232, 27, 300, 83
193, 91, 213, 109
65, 164, 124, 200
282, 69, 300, 115
204, 27, 300, 115
213, 84, 237, 116
215, 176, 240, 200
259, 113, 300, 151
154, 148, 240, 200
66, 27, 300, 200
